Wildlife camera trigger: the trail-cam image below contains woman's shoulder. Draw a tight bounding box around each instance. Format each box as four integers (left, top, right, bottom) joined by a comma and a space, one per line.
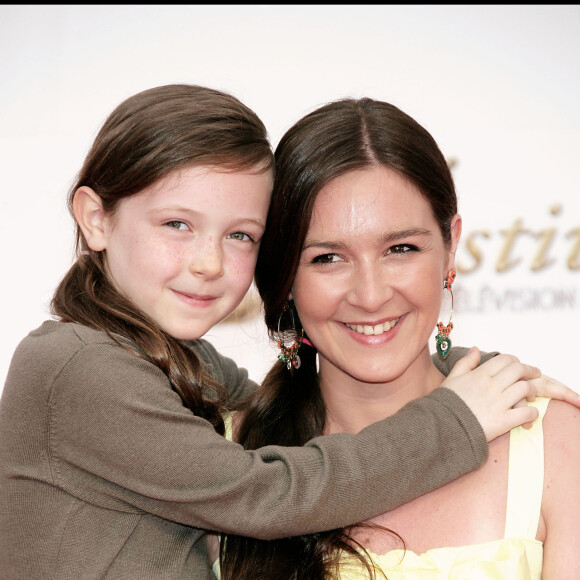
540, 394, 580, 573
541, 395, 580, 506
543, 396, 580, 444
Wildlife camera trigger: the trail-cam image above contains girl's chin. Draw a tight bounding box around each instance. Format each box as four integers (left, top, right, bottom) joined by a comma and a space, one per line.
160, 322, 210, 342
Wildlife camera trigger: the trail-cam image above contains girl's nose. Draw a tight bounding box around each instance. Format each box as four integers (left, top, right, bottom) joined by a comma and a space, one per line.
189, 239, 224, 280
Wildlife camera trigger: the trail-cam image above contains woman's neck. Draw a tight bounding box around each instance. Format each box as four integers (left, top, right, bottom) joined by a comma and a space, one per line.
320, 348, 444, 435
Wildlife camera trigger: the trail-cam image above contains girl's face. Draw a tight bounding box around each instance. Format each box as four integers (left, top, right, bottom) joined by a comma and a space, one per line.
95, 165, 272, 340
291, 165, 461, 390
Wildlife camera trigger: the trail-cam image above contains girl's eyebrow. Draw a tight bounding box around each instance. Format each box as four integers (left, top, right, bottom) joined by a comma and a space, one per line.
150, 206, 266, 229
303, 228, 432, 250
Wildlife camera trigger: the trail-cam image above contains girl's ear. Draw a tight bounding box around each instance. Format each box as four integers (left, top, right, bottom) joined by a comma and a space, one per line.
72, 186, 109, 251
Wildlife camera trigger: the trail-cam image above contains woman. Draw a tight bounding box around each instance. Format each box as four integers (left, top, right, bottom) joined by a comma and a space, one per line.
217, 98, 580, 578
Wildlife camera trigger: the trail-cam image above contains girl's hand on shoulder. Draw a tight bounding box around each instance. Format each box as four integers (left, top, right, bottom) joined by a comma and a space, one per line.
442, 347, 580, 440
441, 348, 539, 441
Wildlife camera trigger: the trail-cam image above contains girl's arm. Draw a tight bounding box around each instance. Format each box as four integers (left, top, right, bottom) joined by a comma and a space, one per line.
189, 338, 259, 404
52, 340, 550, 537
48, 338, 491, 538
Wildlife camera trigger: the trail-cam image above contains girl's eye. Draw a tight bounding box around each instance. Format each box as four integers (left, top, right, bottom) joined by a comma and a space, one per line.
312, 253, 341, 264
165, 220, 189, 231
227, 232, 253, 242
387, 244, 417, 255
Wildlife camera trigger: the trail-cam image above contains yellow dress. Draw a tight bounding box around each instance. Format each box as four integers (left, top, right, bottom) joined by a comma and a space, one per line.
338, 398, 548, 579
213, 399, 548, 579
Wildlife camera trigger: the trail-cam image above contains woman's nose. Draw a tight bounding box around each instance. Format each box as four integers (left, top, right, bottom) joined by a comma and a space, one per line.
346, 263, 393, 312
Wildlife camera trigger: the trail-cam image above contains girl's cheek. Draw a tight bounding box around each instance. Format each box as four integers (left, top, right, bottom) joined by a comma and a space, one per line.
234, 254, 258, 281
154, 240, 187, 266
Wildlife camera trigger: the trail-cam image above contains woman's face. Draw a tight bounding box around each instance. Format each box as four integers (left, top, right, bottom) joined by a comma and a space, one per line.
291, 165, 461, 389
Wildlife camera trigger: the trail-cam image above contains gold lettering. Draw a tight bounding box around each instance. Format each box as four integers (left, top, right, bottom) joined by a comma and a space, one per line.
567, 227, 580, 270
496, 219, 530, 273
530, 204, 562, 271
531, 229, 557, 271
457, 230, 490, 274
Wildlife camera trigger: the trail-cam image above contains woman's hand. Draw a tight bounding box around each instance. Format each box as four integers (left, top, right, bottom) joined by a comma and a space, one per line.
441, 347, 580, 441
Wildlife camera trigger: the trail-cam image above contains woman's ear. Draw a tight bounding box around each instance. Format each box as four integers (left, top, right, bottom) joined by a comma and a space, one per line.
446, 213, 462, 272
72, 186, 109, 251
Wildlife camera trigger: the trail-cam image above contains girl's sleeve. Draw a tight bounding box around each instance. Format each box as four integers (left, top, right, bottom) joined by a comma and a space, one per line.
51, 341, 487, 540
191, 339, 259, 404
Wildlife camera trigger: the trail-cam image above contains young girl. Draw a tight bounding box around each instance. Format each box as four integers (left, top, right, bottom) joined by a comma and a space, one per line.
217, 97, 580, 578
0, 84, 573, 579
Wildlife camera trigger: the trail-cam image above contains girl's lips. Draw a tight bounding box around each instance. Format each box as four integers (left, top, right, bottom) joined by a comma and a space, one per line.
172, 289, 218, 307
345, 317, 401, 336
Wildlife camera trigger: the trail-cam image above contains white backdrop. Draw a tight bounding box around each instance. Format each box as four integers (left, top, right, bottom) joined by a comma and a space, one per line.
1, 5, 579, 394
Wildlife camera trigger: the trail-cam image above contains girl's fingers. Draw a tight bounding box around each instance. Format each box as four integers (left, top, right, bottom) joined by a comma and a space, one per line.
500, 380, 534, 409
474, 353, 521, 377
489, 361, 541, 388
529, 375, 580, 408
444, 346, 480, 379
507, 404, 539, 430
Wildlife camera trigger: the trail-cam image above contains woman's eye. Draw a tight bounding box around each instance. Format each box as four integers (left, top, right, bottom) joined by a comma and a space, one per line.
387, 244, 417, 255
312, 253, 341, 264
227, 232, 253, 242
165, 220, 189, 231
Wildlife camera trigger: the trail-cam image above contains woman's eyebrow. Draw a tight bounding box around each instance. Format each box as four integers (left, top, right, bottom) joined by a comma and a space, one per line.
303, 228, 432, 250
302, 239, 348, 251
380, 228, 432, 243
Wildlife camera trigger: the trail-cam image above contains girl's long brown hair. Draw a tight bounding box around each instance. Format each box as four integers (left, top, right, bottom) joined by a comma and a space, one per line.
51, 84, 273, 433
220, 98, 456, 578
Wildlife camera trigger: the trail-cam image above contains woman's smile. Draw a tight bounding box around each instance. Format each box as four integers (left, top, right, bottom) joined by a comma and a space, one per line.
344, 316, 401, 336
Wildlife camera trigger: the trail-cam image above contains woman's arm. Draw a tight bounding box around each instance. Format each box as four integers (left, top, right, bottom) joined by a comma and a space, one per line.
541, 398, 580, 579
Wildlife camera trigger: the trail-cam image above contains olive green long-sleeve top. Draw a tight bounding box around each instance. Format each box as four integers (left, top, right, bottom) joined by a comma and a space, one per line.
0, 321, 487, 579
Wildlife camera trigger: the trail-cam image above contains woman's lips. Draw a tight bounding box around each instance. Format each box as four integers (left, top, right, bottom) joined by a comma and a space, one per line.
345, 317, 401, 336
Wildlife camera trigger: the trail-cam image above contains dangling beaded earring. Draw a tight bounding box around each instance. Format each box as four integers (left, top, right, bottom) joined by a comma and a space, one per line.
435, 269, 456, 359
277, 303, 304, 370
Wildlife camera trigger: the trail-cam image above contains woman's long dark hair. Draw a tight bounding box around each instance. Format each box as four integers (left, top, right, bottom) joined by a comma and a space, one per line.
51, 84, 274, 433
220, 98, 457, 578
